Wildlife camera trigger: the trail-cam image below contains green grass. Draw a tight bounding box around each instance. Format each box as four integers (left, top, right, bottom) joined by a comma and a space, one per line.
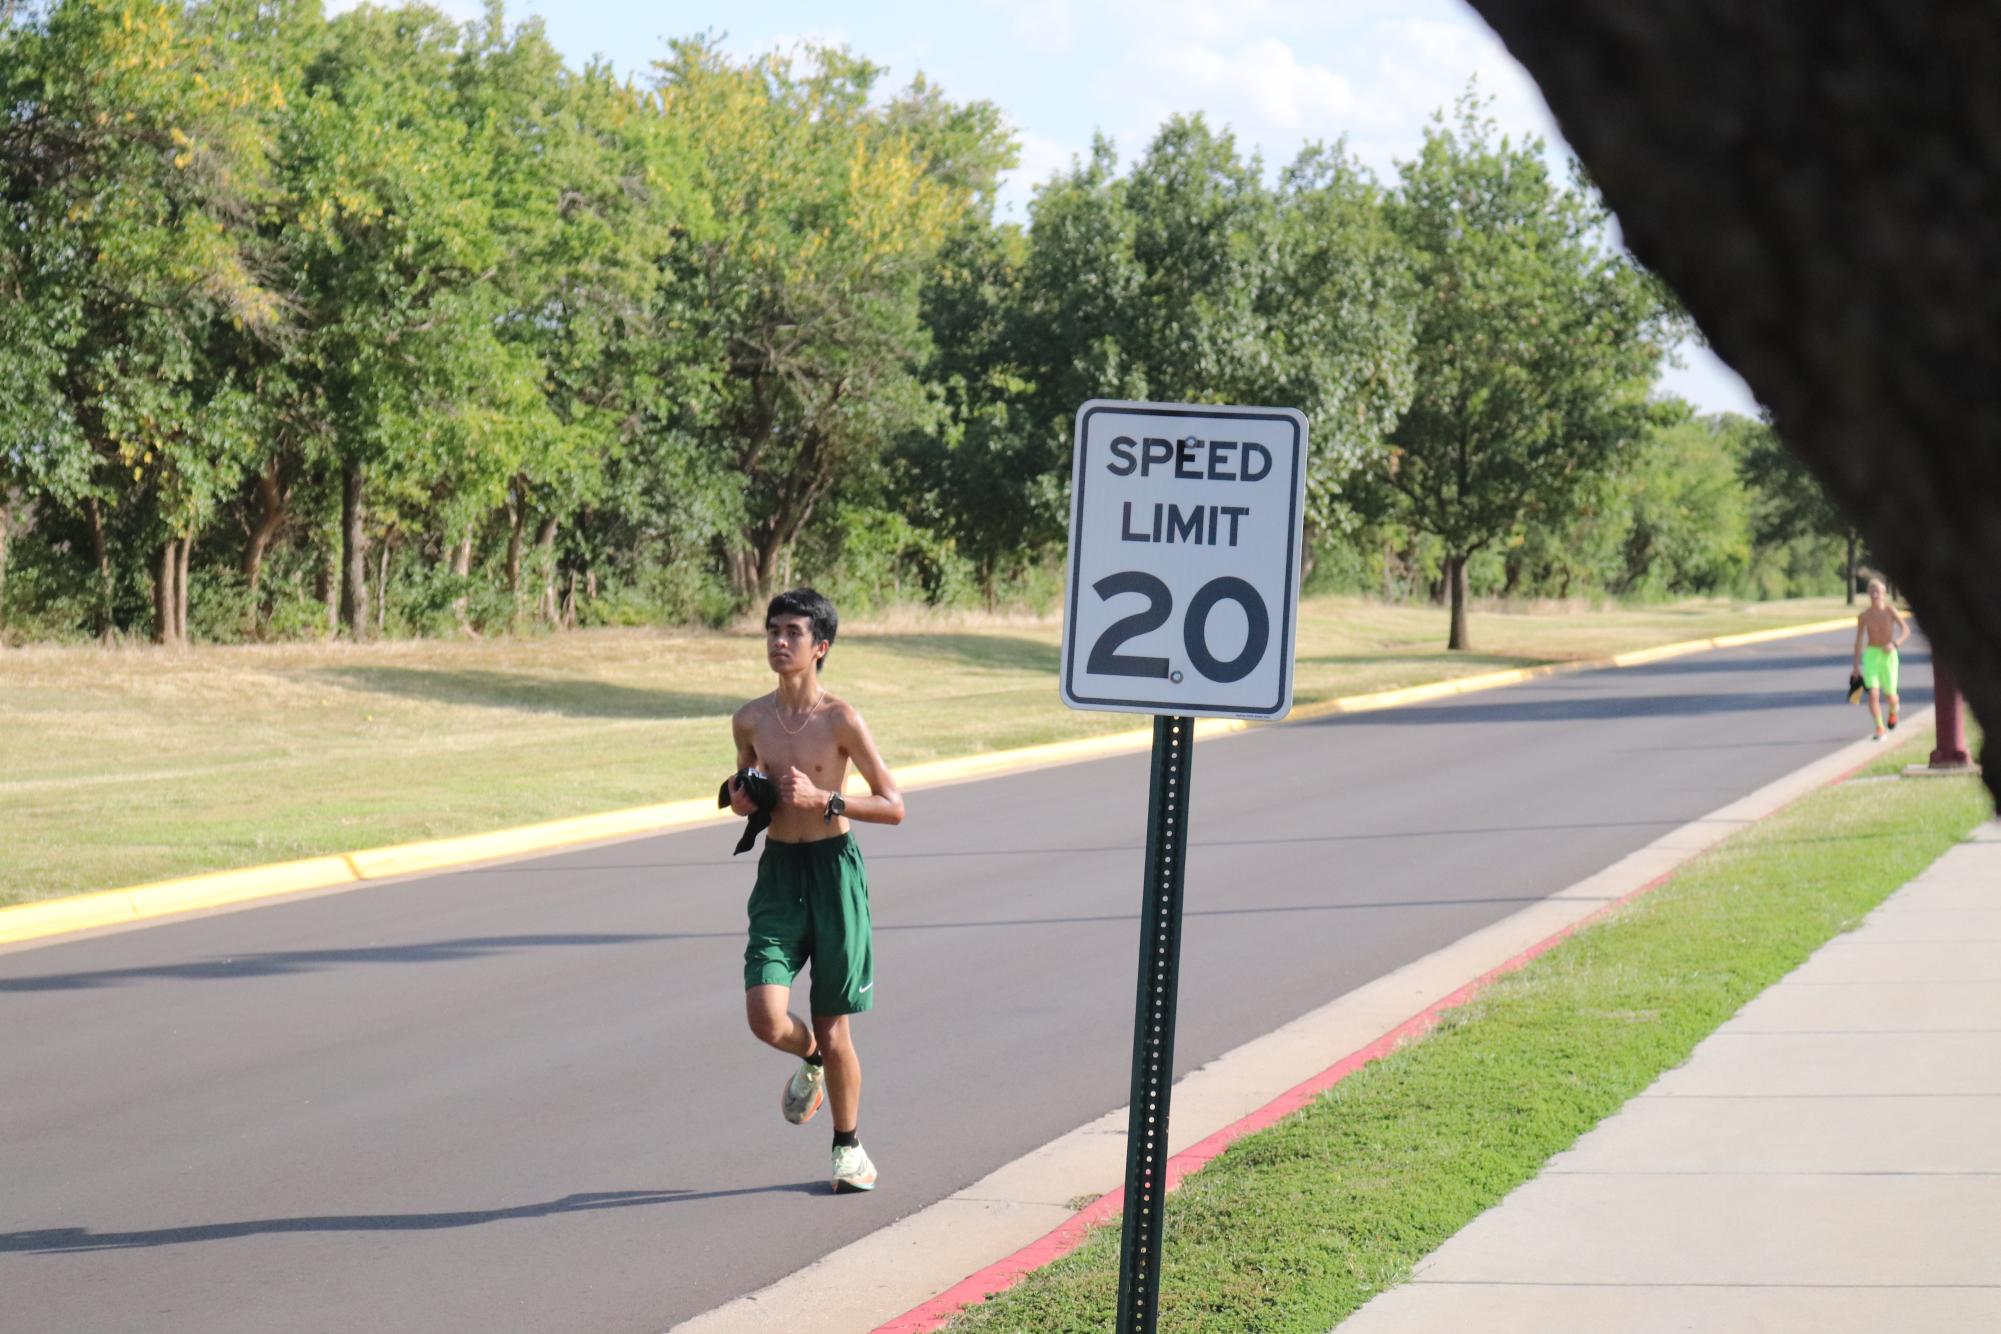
0, 594, 1850, 905
941, 729, 1992, 1333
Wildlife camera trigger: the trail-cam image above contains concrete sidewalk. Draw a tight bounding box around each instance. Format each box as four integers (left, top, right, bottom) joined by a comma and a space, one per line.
1336, 820, 2001, 1334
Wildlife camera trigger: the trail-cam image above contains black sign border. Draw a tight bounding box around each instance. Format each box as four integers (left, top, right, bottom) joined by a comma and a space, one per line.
1062, 403, 1304, 719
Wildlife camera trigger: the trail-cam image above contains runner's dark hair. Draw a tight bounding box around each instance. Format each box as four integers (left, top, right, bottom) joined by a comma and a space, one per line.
766, 587, 838, 673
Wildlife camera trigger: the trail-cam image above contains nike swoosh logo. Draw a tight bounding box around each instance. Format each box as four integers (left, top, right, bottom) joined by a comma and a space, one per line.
859, 982, 872, 993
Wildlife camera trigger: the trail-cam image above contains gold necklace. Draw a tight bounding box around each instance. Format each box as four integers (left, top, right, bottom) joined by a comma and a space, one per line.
774, 691, 823, 735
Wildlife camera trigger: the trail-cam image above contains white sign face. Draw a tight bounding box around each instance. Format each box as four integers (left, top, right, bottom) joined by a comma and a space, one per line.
1061, 400, 1307, 720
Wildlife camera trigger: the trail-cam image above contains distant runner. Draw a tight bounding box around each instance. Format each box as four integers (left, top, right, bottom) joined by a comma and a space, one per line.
1852, 577, 1911, 740
725, 588, 903, 1193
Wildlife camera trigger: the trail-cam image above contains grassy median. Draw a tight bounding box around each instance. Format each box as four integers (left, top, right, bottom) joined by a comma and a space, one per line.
941, 728, 1991, 1333
0, 594, 1847, 905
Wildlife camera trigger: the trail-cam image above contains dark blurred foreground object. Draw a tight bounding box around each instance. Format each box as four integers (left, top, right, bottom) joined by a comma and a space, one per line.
1928, 659, 1975, 771
718, 768, 778, 855
1464, 0, 1999, 804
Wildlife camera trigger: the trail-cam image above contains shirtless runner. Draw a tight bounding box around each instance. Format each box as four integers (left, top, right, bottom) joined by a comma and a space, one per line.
727, 588, 903, 1193
1852, 577, 1911, 740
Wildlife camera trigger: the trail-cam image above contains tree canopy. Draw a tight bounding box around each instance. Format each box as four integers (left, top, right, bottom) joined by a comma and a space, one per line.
0, 3, 1852, 647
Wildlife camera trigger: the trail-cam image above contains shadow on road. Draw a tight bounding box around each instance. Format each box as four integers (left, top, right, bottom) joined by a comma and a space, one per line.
0, 1185, 822, 1254
0, 933, 668, 992
316, 667, 741, 720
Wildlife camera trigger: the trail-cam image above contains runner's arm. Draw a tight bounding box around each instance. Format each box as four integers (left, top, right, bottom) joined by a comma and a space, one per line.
831, 704, 904, 826
1853, 620, 1865, 671
1892, 607, 1911, 649
727, 708, 759, 816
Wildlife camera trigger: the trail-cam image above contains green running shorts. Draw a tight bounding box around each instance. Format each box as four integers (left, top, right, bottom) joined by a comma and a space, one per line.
1860, 644, 1900, 695
743, 833, 874, 1016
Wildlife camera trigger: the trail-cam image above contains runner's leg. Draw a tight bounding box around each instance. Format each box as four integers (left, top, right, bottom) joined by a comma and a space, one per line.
812, 1013, 860, 1132
747, 985, 816, 1059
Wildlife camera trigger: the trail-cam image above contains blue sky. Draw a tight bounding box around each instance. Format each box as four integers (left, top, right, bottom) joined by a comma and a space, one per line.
356, 0, 1760, 417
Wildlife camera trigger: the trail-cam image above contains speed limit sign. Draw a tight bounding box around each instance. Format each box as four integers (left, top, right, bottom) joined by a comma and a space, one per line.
1060, 400, 1307, 720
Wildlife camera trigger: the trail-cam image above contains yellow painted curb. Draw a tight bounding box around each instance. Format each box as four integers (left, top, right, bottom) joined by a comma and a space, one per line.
0, 615, 1858, 948
345, 797, 723, 881
0, 856, 359, 947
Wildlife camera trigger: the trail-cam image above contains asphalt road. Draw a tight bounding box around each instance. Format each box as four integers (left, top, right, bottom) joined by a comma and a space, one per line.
0, 630, 1922, 1333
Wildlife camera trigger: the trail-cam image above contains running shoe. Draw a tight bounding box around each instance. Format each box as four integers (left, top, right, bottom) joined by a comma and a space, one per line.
781, 1060, 825, 1125
1888, 707, 1899, 729
832, 1143, 877, 1193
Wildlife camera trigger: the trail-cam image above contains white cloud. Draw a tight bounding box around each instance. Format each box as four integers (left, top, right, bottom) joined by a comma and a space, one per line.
1344, 14, 1567, 176
1144, 37, 1357, 134
979, 0, 1073, 53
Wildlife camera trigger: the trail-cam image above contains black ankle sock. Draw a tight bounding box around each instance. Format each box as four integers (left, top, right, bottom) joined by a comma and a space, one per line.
805, 1051, 824, 1067
832, 1128, 859, 1149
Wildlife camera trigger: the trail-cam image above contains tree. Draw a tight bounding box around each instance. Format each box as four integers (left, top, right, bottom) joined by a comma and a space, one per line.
1381, 96, 1672, 649
902, 219, 1060, 605
1265, 143, 1417, 557
1458, 0, 2001, 786
1731, 413, 1861, 603
657, 41, 968, 602
973, 119, 1414, 589
0, 0, 287, 644
1613, 414, 1752, 598
282, 2, 545, 638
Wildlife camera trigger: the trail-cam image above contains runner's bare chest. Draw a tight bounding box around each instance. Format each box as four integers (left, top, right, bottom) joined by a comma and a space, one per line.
750, 703, 850, 839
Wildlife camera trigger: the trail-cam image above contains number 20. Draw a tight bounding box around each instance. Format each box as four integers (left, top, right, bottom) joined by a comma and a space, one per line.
1086, 571, 1270, 684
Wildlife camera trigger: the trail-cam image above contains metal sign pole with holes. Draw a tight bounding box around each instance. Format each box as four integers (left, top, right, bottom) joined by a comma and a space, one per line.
1117, 714, 1194, 1333
1059, 400, 1307, 1334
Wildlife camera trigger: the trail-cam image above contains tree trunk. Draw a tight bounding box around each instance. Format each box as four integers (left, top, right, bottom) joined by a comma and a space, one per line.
176, 531, 191, 644
243, 461, 286, 613
340, 460, 369, 640
375, 530, 393, 636
505, 490, 525, 629
450, 530, 475, 635
1845, 529, 1859, 605
536, 515, 559, 625
154, 541, 177, 646
0, 497, 12, 639
86, 496, 114, 643
758, 541, 781, 599
1445, 552, 1471, 651
1460, 0, 2001, 799
726, 547, 761, 604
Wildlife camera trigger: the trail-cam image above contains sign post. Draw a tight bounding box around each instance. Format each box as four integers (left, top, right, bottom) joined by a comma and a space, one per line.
1060, 401, 1307, 1333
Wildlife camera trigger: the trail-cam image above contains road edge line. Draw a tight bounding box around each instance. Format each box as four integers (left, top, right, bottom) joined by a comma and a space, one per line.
0, 616, 1855, 948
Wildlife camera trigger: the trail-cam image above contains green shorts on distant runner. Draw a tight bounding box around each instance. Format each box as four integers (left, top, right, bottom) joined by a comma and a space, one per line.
1860, 644, 1900, 696
743, 833, 874, 1016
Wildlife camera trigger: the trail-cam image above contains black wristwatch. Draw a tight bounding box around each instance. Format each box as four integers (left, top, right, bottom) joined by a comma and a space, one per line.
823, 792, 846, 823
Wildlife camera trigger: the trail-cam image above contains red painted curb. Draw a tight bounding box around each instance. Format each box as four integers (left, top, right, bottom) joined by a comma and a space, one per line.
873, 745, 1886, 1333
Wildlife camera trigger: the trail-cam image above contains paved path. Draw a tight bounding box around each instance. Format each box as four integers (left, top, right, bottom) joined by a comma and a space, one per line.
0, 631, 1909, 1332
1336, 819, 2001, 1334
